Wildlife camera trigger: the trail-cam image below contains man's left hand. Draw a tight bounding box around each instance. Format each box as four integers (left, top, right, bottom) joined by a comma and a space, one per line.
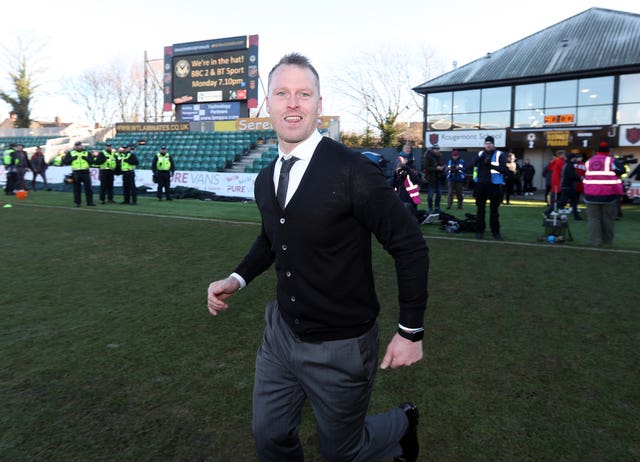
380, 333, 423, 369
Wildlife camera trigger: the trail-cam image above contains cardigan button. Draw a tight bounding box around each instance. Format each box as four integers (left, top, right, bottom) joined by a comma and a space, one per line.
286, 271, 292, 278
281, 244, 288, 251
290, 296, 296, 302
280, 218, 285, 224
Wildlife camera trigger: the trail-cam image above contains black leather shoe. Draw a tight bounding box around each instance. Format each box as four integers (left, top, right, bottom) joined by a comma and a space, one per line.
394, 402, 419, 462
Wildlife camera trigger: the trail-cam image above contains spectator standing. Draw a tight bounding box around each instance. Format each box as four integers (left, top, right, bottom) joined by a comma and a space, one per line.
30, 146, 49, 191
445, 150, 465, 209
612, 155, 628, 219
545, 151, 565, 213
472, 136, 509, 240
152, 146, 175, 201
422, 144, 444, 213
206, 53, 427, 462
521, 158, 536, 196
542, 159, 552, 204
546, 152, 583, 220
514, 156, 523, 195
574, 153, 586, 205
582, 141, 623, 246
503, 152, 519, 204
392, 142, 414, 172
63, 141, 95, 207
392, 151, 423, 221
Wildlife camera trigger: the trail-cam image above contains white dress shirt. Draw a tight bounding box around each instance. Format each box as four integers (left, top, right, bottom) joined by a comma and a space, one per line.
273, 129, 323, 207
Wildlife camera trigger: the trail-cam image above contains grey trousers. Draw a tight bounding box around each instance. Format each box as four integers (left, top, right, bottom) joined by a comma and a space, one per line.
585, 201, 617, 246
252, 301, 407, 462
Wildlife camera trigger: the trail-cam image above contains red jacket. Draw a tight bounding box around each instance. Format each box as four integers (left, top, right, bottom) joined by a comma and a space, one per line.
548, 156, 565, 194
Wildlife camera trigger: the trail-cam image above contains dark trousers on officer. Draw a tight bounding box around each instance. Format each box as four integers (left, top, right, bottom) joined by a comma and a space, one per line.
99, 169, 115, 202
156, 171, 171, 200
73, 170, 94, 206
122, 171, 137, 204
475, 182, 502, 235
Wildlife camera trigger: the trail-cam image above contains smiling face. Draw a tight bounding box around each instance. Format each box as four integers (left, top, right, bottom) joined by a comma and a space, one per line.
266, 64, 322, 154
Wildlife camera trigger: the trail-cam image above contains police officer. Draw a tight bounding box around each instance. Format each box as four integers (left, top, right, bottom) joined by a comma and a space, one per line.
152, 145, 175, 201
63, 141, 96, 207
3, 143, 17, 195
12, 143, 29, 190
95, 143, 118, 204
118, 145, 139, 205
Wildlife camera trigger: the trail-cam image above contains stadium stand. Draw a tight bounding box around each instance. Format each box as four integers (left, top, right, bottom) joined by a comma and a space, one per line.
0, 136, 57, 148
87, 129, 278, 173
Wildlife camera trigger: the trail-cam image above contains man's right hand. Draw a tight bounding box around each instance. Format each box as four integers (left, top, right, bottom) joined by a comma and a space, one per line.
207, 277, 241, 316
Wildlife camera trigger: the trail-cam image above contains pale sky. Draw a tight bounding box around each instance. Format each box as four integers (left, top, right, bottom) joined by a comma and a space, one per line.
2, 0, 639, 131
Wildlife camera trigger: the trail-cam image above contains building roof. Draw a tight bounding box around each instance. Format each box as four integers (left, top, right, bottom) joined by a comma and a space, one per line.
414, 8, 640, 93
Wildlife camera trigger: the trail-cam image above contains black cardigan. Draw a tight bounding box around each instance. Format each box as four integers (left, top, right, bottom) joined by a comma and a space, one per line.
235, 137, 429, 341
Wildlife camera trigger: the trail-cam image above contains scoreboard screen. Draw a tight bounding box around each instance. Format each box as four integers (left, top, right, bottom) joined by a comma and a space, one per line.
172, 49, 254, 104
165, 35, 259, 116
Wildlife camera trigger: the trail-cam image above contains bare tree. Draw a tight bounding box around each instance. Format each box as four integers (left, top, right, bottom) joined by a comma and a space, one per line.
64, 59, 160, 127
64, 68, 116, 127
330, 46, 440, 147
111, 62, 144, 123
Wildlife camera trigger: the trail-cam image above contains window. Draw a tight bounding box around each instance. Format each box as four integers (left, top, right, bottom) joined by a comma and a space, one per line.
515, 83, 544, 110
452, 113, 479, 129
481, 111, 511, 129
545, 80, 577, 108
578, 76, 613, 106
514, 109, 544, 128
427, 114, 452, 131
427, 92, 452, 115
617, 104, 640, 124
481, 86, 511, 112
619, 73, 640, 104
577, 106, 613, 125
453, 89, 480, 114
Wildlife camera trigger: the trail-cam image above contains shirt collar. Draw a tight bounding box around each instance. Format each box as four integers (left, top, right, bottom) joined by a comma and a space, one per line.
278, 129, 323, 162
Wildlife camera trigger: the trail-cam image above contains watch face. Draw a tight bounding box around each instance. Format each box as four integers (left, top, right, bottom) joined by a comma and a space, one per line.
175, 59, 190, 78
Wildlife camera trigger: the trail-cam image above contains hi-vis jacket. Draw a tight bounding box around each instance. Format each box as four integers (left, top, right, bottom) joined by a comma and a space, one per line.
99, 150, 117, 170
119, 153, 137, 172
583, 153, 623, 202
153, 152, 174, 172
473, 150, 506, 185
67, 150, 91, 171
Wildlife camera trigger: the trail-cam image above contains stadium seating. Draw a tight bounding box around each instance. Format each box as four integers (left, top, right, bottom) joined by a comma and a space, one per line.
0, 136, 56, 149
92, 130, 273, 173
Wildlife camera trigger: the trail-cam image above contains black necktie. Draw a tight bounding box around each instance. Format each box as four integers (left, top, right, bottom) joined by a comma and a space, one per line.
277, 156, 299, 208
